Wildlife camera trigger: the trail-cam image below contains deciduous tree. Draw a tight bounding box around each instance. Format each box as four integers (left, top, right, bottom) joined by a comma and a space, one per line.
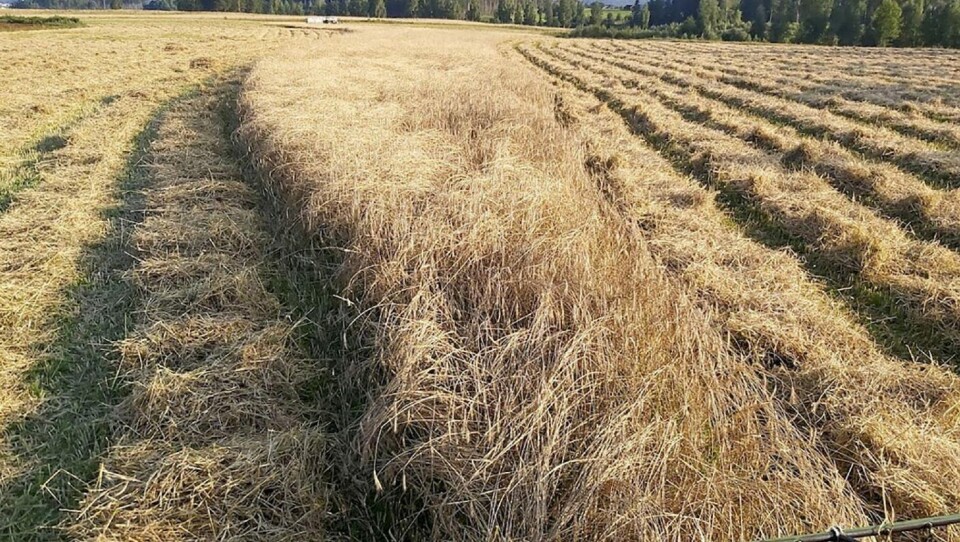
589, 0, 602, 23
798, 0, 832, 41
871, 0, 901, 44
466, 0, 480, 18
496, 0, 512, 21
698, 0, 721, 36
897, 0, 923, 44
524, 1, 538, 23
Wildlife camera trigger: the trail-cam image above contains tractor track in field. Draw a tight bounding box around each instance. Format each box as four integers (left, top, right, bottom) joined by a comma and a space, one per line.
67, 74, 330, 541
0, 72, 335, 542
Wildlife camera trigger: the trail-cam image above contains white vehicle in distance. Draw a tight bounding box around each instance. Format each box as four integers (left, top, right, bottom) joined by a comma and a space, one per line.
306, 16, 339, 23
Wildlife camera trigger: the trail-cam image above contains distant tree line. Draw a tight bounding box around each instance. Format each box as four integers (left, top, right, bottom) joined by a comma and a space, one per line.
573, 0, 960, 46
135, 0, 599, 23
13, 0, 482, 17
13, 0, 960, 46
12, 0, 126, 7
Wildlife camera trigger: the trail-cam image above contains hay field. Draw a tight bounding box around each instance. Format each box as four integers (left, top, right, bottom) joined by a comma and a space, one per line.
3, 12, 960, 542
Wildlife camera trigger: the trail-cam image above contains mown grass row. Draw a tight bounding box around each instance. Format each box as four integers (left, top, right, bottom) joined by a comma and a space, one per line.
651, 42, 960, 89
0, 78, 188, 542
0, 20, 336, 537
597, 42, 960, 186
623, 41, 960, 119
71, 80, 327, 540
0, 100, 109, 213
626, 45, 960, 149
0, 15, 83, 31
561, 43, 960, 250
545, 45, 957, 363
518, 41, 960, 528
539, 42, 960, 362
635, 41, 960, 143
590, 42, 960, 190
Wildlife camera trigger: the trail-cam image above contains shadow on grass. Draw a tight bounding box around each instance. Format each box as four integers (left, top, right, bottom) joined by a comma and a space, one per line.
226, 78, 434, 541
0, 92, 188, 541
0, 98, 117, 214
641, 112, 960, 364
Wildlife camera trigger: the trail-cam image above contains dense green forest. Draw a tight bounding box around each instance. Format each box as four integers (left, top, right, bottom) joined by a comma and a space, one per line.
573, 0, 960, 46
11, 0, 960, 46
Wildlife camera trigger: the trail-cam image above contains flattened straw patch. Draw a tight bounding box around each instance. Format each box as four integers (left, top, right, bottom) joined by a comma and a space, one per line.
129, 254, 280, 319
133, 207, 265, 258
72, 431, 327, 541
146, 179, 259, 211
118, 362, 303, 443
118, 317, 299, 371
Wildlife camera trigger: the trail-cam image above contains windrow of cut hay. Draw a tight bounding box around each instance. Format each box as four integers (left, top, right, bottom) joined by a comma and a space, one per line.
623, 40, 960, 119
655, 40, 957, 84
0, 71, 212, 524
70, 84, 327, 540
0, 17, 333, 204
534, 44, 960, 358
522, 45, 960, 532
633, 45, 960, 149
587, 42, 960, 190
0, 19, 326, 532
619, 42, 960, 125
636, 43, 960, 149
238, 27, 869, 541
560, 43, 960, 248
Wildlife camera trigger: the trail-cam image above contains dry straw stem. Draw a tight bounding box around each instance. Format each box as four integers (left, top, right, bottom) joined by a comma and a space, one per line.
75, 431, 326, 541
538, 44, 960, 353
533, 56, 960, 530
588, 41, 960, 188
237, 27, 885, 541
72, 84, 327, 539
561, 43, 960, 246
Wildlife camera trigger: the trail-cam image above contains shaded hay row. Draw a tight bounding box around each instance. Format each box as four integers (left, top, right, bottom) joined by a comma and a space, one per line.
0, 22, 326, 532
618, 39, 960, 120
590, 41, 960, 190
562, 43, 960, 249
618, 39, 960, 129
70, 84, 327, 541
0, 90, 162, 502
652, 49, 960, 149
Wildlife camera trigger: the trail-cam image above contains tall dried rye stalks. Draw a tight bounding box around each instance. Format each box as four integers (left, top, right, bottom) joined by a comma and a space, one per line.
238, 29, 883, 541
